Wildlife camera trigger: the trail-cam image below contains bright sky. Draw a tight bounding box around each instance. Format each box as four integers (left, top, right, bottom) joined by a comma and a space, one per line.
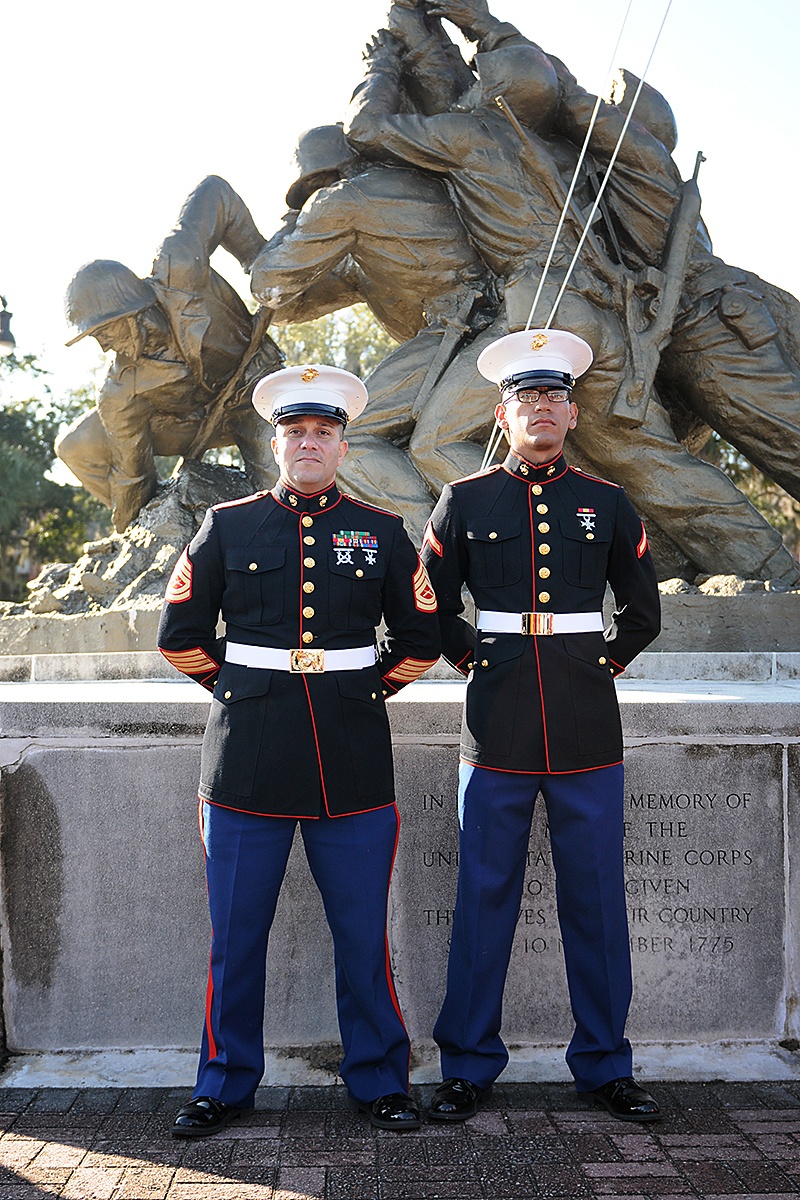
2, 0, 799, 402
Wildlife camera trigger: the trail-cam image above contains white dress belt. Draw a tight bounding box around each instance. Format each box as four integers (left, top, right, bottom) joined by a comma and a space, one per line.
226, 641, 377, 673
477, 611, 605, 635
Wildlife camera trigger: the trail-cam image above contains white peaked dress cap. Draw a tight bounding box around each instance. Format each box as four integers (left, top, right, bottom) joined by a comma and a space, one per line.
477, 329, 594, 392
252, 364, 368, 426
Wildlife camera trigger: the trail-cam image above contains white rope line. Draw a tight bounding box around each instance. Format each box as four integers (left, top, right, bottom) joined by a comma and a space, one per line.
524, 0, 635, 332
544, 0, 674, 329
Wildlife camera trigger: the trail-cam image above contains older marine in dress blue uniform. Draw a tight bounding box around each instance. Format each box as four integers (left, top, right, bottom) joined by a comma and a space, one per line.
420, 329, 662, 1123
159, 364, 440, 1136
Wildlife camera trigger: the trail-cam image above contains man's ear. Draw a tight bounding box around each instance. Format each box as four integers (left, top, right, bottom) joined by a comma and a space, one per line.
495, 402, 509, 429
568, 401, 578, 431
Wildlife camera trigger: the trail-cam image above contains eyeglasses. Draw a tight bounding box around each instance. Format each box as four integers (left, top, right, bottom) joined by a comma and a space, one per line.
508, 388, 572, 405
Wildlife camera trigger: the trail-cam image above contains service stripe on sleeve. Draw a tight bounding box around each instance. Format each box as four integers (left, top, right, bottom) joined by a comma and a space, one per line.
384, 656, 439, 684
160, 646, 219, 675
412, 559, 437, 613
422, 520, 443, 557
165, 548, 193, 604
637, 523, 648, 559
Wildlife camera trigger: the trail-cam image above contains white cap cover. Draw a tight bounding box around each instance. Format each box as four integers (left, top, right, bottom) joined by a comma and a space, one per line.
477, 329, 594, 394
252, 364, 368, 426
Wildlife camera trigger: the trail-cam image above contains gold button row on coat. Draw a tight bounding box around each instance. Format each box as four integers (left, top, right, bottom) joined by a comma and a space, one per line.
537, 503, 548, 514
303, 581, 314, 593
304, 535, 315, 545
538, 522, 550, 533
539, 591, 550, 603
539, 567, 550, 579
539, 544, 551, 556
302, 515, 313, 528
532, 484, 542, 495
303, 606, 315, 618
304, 557, 315, 568
302, 631, 314, 644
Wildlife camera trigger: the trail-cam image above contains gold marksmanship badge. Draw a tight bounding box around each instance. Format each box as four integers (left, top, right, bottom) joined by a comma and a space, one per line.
301, 368, 319, 382
290, 648, 325, 672
530, 334, 548, 351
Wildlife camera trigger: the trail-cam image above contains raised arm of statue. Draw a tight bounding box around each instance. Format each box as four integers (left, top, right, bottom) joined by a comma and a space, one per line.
345, 31, 473, 174
388, 0, 474, 112
424, 0, 530, 54
151, 175, 267, 293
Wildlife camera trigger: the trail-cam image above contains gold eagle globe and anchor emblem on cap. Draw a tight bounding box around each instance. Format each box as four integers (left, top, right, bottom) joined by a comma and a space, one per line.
530, 333, 549, 351
301, 367, 320, 382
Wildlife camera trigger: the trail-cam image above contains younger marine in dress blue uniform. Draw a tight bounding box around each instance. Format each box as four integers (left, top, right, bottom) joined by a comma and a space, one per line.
159, 364, 440, 1136
420, 330, 662, 1123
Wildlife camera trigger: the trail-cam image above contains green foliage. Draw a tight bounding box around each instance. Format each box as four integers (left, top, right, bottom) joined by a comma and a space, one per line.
274, 304, 397, 377
0, 355, 111, 601
700, 432, 800, 559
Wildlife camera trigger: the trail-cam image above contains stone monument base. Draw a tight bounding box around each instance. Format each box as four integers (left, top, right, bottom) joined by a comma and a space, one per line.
0, 662, 797, 1086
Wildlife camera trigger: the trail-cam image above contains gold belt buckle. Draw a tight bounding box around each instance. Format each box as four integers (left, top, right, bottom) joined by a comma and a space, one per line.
290, 648, 325, 672
521, 612, 553, 636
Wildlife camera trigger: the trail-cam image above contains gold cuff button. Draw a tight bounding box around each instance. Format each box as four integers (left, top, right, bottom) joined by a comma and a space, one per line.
538, 522, 550, 533
599, 656, 607, 665
532, 484, 543, 495
302, 516, 313, 528
538, 566, 550, 579
303, 536, 315, 545
304, 557, 315, 568
303, 606, 315, 618
539, 543, 551, 555
536, 504, 548, 514
302, 631, 314, 644
538, 591, 550, 603
303, 581, 314, 593
249, 562, 258, 571
356, 569, 364, 578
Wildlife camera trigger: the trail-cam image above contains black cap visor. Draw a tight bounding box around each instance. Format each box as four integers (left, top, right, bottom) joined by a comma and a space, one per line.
500, 369, 574, 397
271, 401, 349, 426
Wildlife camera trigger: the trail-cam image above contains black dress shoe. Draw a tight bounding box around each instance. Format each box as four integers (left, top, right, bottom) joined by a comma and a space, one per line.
590, 1076, 660, 1122
349, 1091, 422, 1130
171, 1096, 248, 1138
429, 1077, 492, 1121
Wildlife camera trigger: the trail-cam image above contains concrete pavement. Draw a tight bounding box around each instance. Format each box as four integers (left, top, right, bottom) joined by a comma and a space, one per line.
0, 1080, 798, 1198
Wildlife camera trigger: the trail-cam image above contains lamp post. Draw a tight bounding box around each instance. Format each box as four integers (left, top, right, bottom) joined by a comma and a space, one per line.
0, 297, 15, 357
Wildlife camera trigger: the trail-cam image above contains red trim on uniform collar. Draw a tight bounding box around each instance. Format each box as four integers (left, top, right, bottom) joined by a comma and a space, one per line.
272, 478, 342, 513
502, 451, 569, 485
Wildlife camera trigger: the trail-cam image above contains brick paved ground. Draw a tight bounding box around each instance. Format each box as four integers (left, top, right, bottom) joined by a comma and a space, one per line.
0, 1081, 797, 1199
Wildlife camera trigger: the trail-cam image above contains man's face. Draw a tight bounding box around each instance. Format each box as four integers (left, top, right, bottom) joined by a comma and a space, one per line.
271, 414, 347, 494
496, 387, 578, 463
93, 314, 143, 359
